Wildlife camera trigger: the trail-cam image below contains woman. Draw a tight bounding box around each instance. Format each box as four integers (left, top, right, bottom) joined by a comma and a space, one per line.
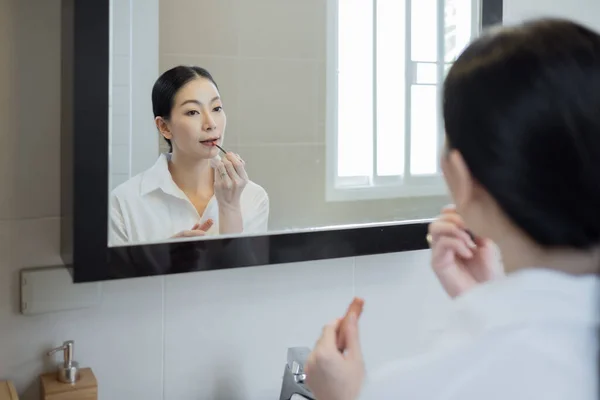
305, 18, 600, 400
109, 66, 269, 245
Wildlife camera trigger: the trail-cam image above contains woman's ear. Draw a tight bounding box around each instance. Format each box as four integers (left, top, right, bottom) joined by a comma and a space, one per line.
155, 117, 172, 140
443, 149, 475, 210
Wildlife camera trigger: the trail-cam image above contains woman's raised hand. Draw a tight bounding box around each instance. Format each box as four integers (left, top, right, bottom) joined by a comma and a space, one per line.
428, 205, 503, 298
211, 152, 248, 211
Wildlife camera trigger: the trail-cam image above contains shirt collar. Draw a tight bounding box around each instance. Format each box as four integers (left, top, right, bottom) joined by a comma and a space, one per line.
140, 153, 185, 198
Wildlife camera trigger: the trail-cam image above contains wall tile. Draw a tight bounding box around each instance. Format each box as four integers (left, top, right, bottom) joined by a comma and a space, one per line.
235, 58, 320, 146
158, 0, 239, 57
112, 0, 131, 57
163, 257, 354, 400
110, 173, 130, 190
237, 0, 326, 60
232, 143, 324, 231
354, 250, 453, 370
111, 114, 131, 146
0, 0, 60, 220
112, 55, 130, 86
315, 61, 327, 143
110, 144, 130, 175
504, 0, 600, 28
112, 85, 130, 117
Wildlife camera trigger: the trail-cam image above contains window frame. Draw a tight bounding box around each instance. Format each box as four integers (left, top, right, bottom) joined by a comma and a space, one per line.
325, 0, 483, 202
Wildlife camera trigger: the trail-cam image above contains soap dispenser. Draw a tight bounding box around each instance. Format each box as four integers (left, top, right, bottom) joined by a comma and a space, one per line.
40, 340, 97, 400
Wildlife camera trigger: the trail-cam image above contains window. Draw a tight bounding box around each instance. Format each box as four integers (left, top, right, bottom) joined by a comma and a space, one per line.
326, 0, 480, 201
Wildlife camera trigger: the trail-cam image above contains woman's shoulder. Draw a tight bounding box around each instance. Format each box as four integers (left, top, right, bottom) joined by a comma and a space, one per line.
242, 180, 269, 202
110, 167, 155, 203
111, 154, 170, 202
362, 322, 597, 399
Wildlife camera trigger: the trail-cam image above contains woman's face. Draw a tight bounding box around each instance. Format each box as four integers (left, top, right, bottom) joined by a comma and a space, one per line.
157, 77, 226, 159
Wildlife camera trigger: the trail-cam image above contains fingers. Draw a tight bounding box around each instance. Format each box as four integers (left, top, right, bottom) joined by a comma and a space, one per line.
225, 152, 249, 181
306, 319, 341, 374
337, 298, 364, 351
222, 156, 242, 182
428, 206, 478, 261
181, 230, 207, 237
309, 313, 362, 374
435, 210, 466, 230
211, 158, 233, 189
225, 152, 245, 165
197, 219, 214, 232
212, 154, 249, 190
339, 312, 363, 361
429, 220, 476, 248
171, 220, 214, 239
317, 318, 341, 350
172, 229, 207, 238
432, 235, 474, 260
428, 205, 477, 248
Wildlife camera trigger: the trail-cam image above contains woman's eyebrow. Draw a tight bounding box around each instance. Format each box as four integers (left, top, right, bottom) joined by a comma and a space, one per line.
179, 96, 220, 107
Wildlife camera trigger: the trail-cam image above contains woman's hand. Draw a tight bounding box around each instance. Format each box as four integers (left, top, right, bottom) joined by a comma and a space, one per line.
305, 315, 365, 400
172, 219, 213, 238
211, 152, 248, 210
428, 205, 503, 298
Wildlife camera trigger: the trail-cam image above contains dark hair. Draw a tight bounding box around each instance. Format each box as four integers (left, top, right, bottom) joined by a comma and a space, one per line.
151, 66, 218, 152
443, 18, 600, 249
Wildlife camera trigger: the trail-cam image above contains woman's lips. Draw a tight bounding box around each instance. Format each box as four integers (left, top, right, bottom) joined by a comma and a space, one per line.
200, 138, 219, 147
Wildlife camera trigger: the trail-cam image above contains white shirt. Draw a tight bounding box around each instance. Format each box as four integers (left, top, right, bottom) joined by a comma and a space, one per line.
360, 268, 599, 400
109, 153, 269, 246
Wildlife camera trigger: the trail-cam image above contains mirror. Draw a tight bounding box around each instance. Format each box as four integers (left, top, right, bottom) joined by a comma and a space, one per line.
107, 0, 481, 247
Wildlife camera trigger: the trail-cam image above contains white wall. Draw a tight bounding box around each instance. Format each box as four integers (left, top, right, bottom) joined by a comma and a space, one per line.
109, 0, 159, 190
504, 0, 600, 28
0, 0, 597, 399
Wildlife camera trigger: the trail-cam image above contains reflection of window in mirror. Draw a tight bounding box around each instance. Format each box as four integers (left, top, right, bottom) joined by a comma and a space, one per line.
327, 0, 477, 202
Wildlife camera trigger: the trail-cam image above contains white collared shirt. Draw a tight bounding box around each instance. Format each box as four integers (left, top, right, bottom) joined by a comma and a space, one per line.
360, 268, 599, 400
109, 153, 269, 246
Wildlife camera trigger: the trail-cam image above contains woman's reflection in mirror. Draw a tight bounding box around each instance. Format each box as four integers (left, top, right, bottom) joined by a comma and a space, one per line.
109, 66, 269, 245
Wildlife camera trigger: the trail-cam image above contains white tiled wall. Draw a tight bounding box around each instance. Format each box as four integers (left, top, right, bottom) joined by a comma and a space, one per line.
109, 0, 159, 191
0, 0, 598, 399
109, 0, 132, 189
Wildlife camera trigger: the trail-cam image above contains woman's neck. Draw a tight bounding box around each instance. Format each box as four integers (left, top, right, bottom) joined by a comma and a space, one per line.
168, 152, 214, 196
494, 223, 600, 276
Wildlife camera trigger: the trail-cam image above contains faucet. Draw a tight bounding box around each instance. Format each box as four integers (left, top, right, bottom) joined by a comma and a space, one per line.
278, 347, 315, 400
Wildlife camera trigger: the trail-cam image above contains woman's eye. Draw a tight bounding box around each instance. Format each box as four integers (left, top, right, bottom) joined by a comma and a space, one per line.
213, 106, 223, 112
186, 110, 199, 116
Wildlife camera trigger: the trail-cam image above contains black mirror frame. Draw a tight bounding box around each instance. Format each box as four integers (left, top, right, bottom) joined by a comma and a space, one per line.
60, 0, 503, 283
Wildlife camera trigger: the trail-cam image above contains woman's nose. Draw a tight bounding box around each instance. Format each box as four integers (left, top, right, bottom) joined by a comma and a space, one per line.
202, 113, 216, 131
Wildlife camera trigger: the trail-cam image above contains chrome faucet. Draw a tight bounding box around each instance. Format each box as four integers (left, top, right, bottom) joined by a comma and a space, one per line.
279, 347, 315, 400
